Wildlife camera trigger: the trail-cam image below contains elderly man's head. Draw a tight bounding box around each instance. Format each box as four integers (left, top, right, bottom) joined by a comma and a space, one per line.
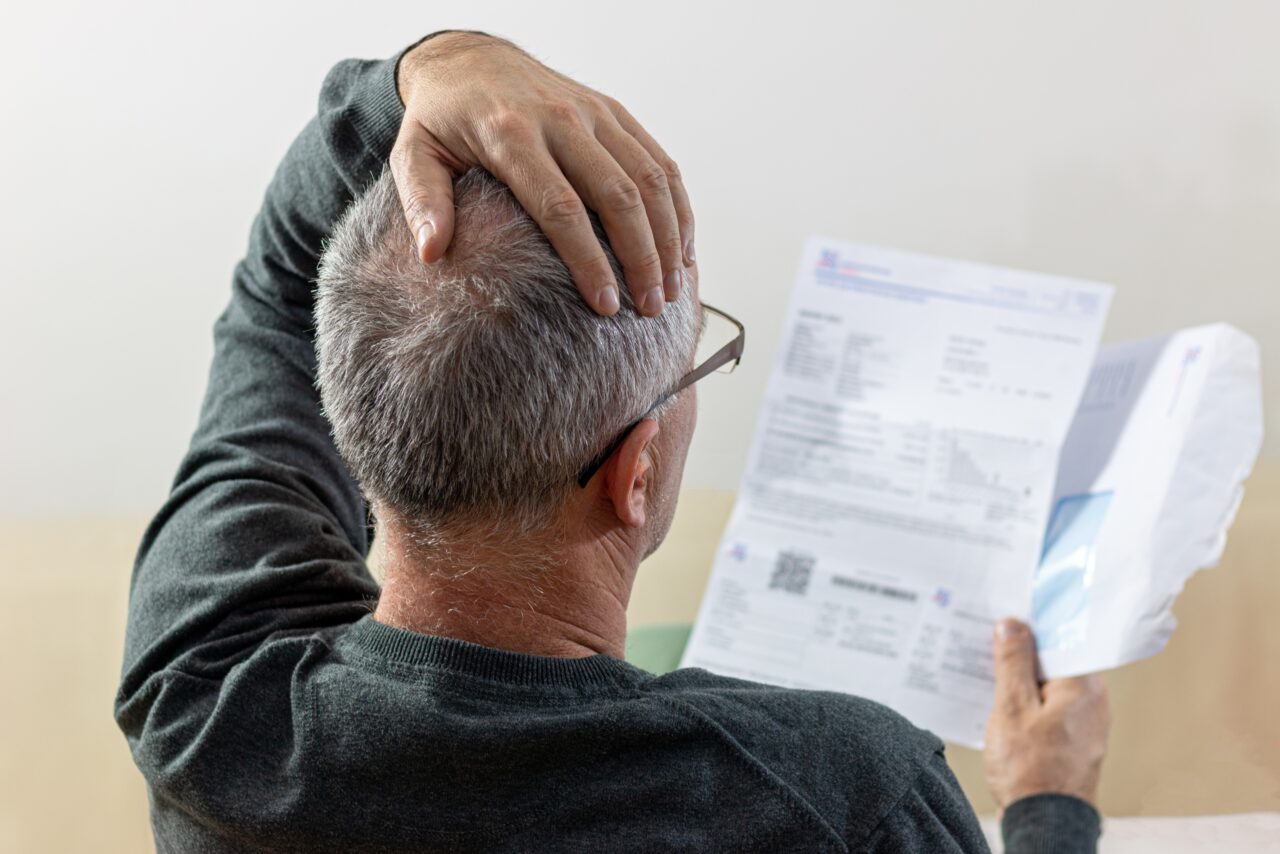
316, 169, 700, 555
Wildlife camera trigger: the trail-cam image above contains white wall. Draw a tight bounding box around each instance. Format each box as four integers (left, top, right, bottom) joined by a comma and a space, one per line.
2, 0, 1276, 515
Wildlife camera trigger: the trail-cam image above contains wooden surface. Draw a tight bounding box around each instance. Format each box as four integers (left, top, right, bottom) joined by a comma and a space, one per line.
1, 469, 1276, 851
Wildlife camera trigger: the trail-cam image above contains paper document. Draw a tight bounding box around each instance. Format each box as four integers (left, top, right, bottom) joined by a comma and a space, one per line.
680, 238, 1263, 747
681, 239, 1113, 746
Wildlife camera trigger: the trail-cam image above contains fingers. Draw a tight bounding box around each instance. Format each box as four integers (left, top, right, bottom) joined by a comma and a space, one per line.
394, 74, 689, 319
390, 121, 458, 263
591, 119, 686, 304
991, 619, 1042, 716
548, 126, 669, 316
604, 97, 696, 266
484, 133, 622, 315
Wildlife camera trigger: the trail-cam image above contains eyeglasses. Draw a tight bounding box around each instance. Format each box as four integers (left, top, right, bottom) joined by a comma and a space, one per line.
576, 303, 745, 487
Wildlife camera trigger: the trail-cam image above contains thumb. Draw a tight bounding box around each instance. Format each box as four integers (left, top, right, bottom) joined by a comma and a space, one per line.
389, 122, 457, 264
991, 618, 1041, 716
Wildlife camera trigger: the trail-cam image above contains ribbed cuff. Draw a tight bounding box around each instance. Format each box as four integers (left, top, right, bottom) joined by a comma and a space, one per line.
1002, 794, 1101, 854
345, 51, 408, 159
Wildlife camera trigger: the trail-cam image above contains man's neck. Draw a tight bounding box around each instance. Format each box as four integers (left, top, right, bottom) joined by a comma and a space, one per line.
373, 518, 642, 660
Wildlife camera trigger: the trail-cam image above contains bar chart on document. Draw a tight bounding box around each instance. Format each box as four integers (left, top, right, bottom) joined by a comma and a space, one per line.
681, 238, 1113, 746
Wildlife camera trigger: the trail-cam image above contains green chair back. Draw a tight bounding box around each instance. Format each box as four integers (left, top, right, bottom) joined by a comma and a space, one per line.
624, 623, 692, 675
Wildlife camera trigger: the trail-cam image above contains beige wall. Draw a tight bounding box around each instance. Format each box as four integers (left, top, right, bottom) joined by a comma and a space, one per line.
1, 0, 1277, 517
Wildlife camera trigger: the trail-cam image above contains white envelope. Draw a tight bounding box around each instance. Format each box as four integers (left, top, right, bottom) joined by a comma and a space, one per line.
1036, 324, 1264, 677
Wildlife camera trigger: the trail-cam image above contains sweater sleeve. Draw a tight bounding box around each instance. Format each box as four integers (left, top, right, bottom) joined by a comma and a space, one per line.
864, 754, 1101, 853
116, 48, 409, 722
866, 749, 993, 853
1001, 794, 1101, 854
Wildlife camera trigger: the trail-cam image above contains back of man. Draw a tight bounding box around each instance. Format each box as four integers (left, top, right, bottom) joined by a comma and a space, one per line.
119, 161, 980, 853
140, 615, 974, 851
117, 32, 1104, 854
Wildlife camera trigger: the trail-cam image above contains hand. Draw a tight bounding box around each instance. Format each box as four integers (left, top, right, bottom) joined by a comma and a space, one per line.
983, 619, 1110, 812
391, 32, 694, 317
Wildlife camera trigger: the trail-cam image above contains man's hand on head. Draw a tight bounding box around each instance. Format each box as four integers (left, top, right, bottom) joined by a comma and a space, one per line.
391, 31, 694, 318
983, 619, 1110, 813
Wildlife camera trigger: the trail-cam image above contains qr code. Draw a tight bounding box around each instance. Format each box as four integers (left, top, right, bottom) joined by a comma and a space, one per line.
769, 550, 815, 595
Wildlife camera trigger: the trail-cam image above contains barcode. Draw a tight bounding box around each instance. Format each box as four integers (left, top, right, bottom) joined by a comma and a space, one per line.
769, 550, 815, 595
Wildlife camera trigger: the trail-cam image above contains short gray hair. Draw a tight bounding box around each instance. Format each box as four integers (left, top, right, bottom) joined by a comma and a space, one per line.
316, 168, 698, 535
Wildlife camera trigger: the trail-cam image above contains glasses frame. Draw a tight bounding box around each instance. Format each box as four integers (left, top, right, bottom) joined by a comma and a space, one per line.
576, 303, 745, 488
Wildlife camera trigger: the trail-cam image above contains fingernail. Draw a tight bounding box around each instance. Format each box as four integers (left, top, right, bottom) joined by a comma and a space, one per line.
663, 269, 683, 302
597, 286, 620, 314
996, 619, 1024, 641
641, 287, 665, 316
684, 238, 696, 264
415, 222, 434, 261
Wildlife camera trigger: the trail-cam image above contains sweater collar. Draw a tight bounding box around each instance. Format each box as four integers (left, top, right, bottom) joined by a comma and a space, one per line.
344, 614, 643, 690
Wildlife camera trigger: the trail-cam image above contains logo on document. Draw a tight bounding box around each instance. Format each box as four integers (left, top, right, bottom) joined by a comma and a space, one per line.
931, 587, 952, 608
818, 249, 839, 269
729, 542, 748, 562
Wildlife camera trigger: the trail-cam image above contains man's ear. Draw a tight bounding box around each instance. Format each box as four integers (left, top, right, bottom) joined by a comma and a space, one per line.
601, 418, 661, 528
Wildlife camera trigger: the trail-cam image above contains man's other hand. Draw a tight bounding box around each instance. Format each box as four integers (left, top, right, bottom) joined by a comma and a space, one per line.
983, 618, 1110, 812
391, 31, 694, 318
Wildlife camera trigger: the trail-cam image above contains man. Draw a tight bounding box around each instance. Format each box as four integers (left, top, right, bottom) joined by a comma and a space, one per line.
117, 30, 1108, 852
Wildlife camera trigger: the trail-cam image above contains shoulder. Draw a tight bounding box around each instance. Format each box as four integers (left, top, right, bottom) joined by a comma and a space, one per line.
647, 666, 943, 758
644, 667, 953, 844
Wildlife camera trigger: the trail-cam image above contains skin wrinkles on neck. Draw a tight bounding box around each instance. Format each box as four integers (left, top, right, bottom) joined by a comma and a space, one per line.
373, 508, 648, 660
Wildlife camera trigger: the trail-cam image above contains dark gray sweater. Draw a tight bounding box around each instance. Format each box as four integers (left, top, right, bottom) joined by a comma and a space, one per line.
115, 42, 1101, 854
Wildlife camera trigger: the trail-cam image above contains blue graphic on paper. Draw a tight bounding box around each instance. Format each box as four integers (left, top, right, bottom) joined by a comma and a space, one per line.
1032, 492, 1113, 651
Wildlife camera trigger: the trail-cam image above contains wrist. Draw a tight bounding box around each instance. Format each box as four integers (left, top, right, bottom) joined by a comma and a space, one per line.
1008, 788, 1098, 812
1000, 776, 1099, 812
396, 30, 503, 106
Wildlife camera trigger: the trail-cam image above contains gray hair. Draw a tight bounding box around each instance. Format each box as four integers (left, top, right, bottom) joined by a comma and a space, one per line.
316, 168, 698, 536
